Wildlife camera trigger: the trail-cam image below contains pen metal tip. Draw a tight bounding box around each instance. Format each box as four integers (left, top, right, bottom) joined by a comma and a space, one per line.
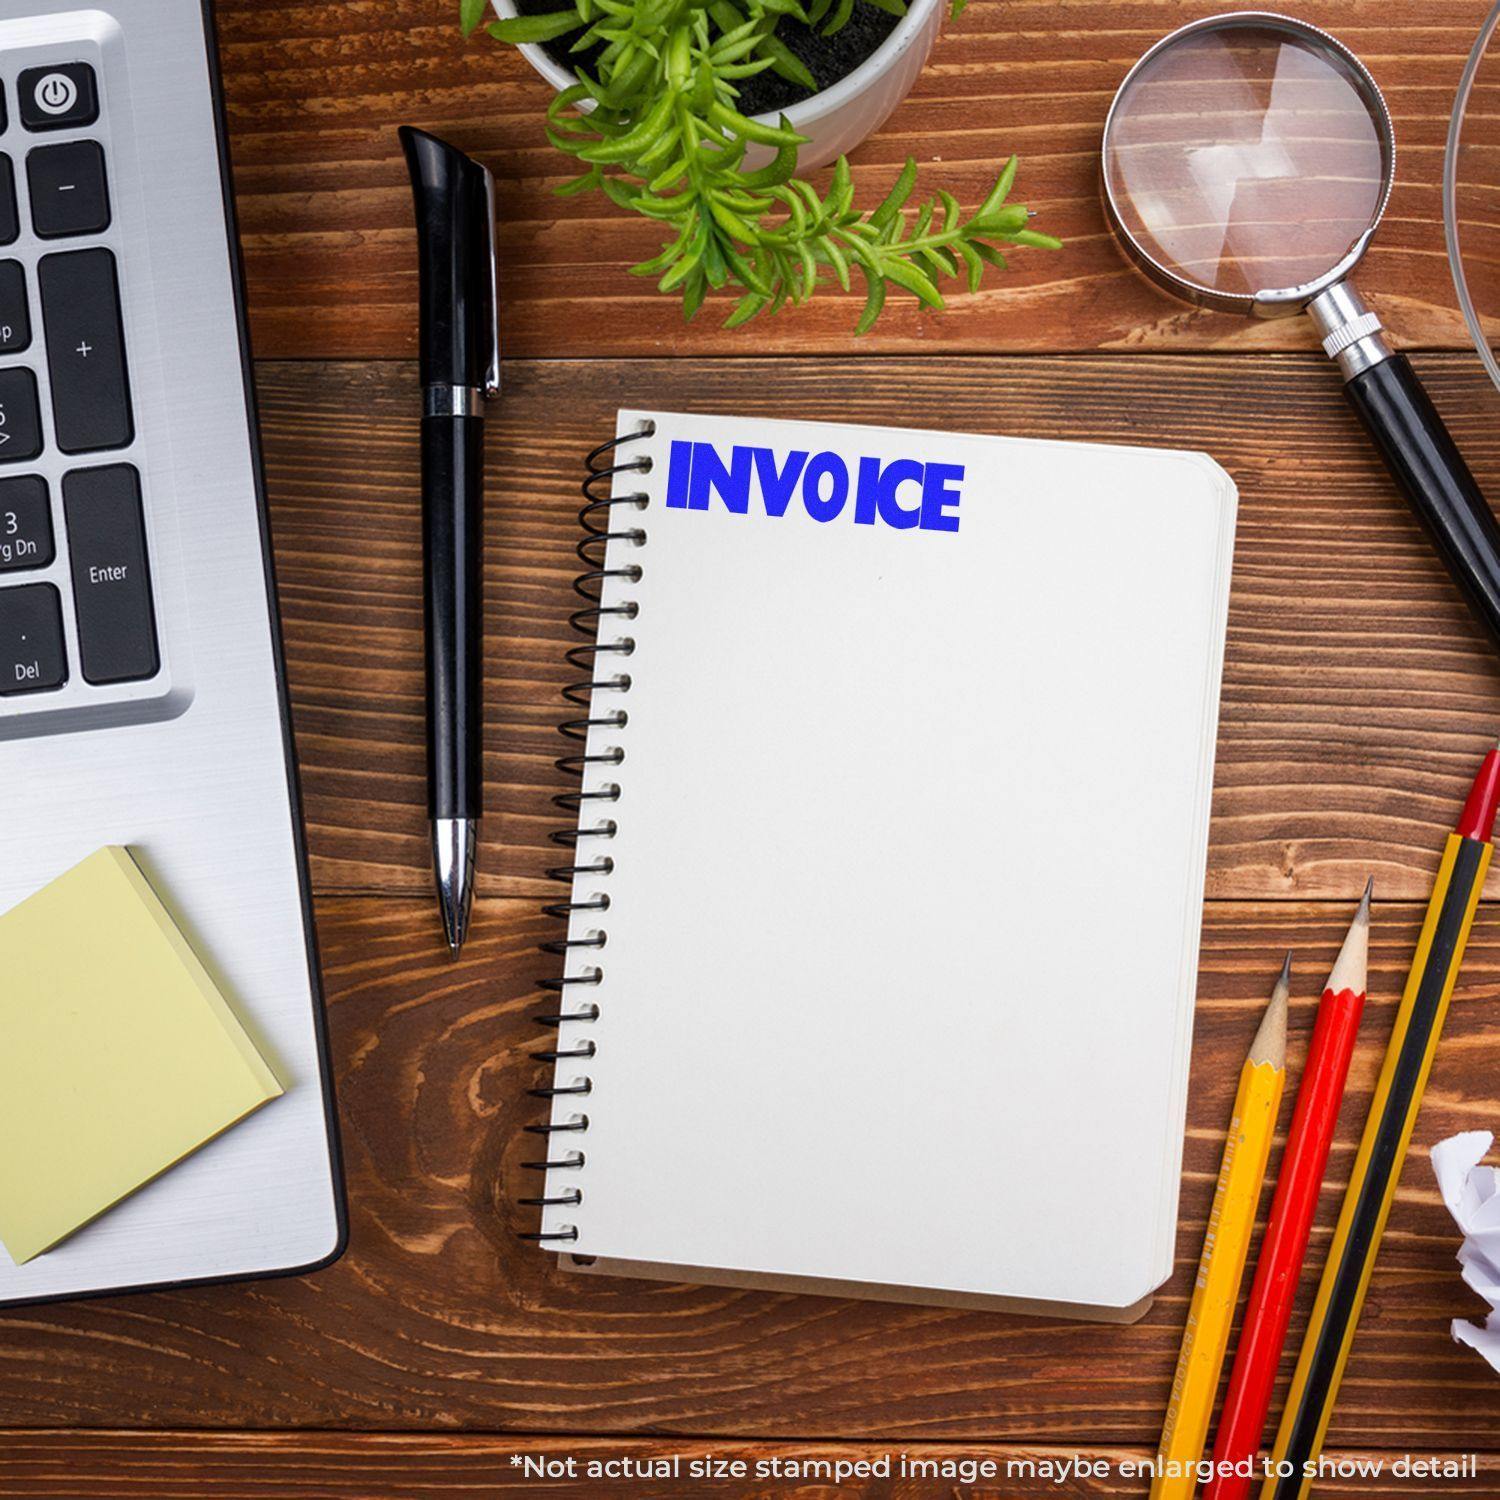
440, 889, 471, 956
433, 817, 478, 959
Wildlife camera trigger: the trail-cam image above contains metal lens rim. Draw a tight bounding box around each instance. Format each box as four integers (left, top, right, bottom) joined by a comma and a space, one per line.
1100, 9, 1397, 316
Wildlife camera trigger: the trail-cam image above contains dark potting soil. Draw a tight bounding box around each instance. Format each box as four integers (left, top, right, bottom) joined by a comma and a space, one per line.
511, 0, 900, 118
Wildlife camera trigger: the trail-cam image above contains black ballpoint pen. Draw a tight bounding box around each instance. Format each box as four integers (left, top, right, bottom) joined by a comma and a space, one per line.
400, 128, 499, 954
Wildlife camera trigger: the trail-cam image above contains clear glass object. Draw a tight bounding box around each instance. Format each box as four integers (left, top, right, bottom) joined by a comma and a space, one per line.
1103, 16, 1392, 308
1447, 1, 1500, 395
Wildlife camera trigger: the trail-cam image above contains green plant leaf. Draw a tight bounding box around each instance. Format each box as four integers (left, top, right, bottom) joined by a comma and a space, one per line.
718, 57, 779, 79
648, 155, 691, 191
824, 155, 854, 219
920, 245, 958, 278
709, 197, 760, 244
659, 245, 704, 292
1009, 228, 1063, 249
717, 192, 775, 213
792, 179, 824, 220
738, 137, 800, 189
555, 168, 604, 197
976, 155, 1018, 219
796, 240, 818, 298
631, 218, 695, 275
718, 235, 770, 293
702, 232, 729, 288
460, 0, 490, 37
880, 254, 944, 308
970, 205, 1029, 236
869, 157, 918, 229
707, 100, 806, 147
854, 270, 886, 334
600, 173, 641, 209
723, 291, 768, 327
711, 16, 765, 60
822, 0, 855, 35
955, 239, 984, 292
582, 89, 675, 162
666, 25, 693, 85
760, 36, 816, 90
822, 235, 850, 290
487, 11, 582, 43
638, 121, 684, 168
546, 125, 591, 153
778, 186, 807, 235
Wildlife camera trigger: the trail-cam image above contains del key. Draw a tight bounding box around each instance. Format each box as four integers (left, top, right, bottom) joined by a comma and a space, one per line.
40, 247, 134, 453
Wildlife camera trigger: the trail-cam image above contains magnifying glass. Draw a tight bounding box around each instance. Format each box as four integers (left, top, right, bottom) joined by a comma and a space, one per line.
1103, 11, 1500, 649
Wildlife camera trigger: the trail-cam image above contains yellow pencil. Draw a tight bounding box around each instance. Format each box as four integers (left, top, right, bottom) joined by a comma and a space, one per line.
1152, 957, 1289, 1500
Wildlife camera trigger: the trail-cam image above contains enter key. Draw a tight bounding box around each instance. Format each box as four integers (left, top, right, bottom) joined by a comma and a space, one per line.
63, 464, 159, 684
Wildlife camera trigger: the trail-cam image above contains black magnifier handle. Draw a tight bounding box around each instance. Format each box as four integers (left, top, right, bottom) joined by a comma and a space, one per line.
1313, 284, 1500, 649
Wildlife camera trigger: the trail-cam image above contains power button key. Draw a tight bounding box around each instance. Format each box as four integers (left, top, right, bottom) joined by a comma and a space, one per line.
18, 64, 98, 132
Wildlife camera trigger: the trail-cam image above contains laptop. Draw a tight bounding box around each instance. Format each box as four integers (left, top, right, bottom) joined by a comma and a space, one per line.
0, 0, 346, 1303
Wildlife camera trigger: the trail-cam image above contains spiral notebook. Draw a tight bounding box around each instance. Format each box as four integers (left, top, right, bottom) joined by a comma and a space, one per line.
529, 409, 1237, 1321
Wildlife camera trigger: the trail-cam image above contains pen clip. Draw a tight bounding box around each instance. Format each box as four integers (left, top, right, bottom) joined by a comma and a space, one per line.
482, 163, 501, 401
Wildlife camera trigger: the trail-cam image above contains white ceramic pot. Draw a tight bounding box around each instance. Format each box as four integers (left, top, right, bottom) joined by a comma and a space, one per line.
492, 0, 942, 170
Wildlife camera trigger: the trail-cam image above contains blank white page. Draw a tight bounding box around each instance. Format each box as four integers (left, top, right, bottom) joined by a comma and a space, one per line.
540, 410, 1236, 1312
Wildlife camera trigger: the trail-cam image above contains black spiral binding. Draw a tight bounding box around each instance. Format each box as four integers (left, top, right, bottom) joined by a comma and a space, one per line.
518, 421, 654, 1246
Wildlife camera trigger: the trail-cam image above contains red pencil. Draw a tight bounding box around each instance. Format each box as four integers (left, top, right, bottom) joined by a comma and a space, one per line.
1203, 881, 1373, 1500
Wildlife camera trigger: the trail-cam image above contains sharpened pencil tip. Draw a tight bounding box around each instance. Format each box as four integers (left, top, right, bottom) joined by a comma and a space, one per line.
1326, 882, 1373, 997
1251, 966, 1289, 1069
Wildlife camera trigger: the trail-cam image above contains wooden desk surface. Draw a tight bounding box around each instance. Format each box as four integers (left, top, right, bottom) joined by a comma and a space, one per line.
7, 1, 1500, 1494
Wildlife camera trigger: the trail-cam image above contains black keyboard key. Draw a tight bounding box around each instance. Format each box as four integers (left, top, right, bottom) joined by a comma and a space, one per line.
0, 369, 43, 464
19, 65, 99, 133
0, 582, 66, 694
39, 249, 132, 454
64, 465, 158, 684
0, 477, 52, 571
28, 141, 110, 238
0, 157, 15, 247
0, 262, 29, 354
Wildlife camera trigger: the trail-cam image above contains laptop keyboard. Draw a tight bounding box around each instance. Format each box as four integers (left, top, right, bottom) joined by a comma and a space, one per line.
0, 58, 160, 701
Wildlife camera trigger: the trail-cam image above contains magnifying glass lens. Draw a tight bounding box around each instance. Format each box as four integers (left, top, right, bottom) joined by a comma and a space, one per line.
1103, 22, 1390, 297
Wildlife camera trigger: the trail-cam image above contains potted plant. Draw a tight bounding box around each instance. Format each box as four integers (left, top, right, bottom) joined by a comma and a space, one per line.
461, 0, 1056, 329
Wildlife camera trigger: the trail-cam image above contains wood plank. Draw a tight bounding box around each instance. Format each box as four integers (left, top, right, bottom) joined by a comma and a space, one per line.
1, 895, 1498, 1444
257, 353, 1500, 904
216, 0, 1488, 360
0, 1432, 1491, 1496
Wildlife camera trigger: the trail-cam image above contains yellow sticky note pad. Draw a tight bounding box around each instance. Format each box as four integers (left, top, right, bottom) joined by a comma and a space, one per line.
0, 847, 282, 1264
